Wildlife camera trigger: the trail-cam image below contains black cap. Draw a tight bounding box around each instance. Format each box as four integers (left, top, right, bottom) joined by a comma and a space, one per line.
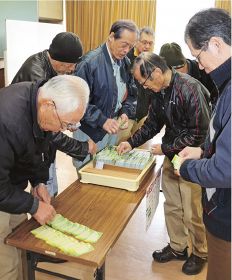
49, 32, 83, 63
159, 42, 186, 68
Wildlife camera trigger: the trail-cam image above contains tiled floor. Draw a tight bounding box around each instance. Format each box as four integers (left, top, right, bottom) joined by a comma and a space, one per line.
36, 131, 207, 280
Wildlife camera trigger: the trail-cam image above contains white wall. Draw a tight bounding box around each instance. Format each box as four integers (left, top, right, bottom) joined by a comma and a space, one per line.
4, 20, 65, 85
154, 0, 215, 58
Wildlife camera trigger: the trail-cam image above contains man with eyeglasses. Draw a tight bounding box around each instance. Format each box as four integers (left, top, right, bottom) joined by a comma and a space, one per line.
117, 52, 211, 275
12, 32, 96, 197
73, 20, 138, 169
176, 8, 231, 280
117, 27, 155, 143
159, 42, 218, 108
0, 75, 90, 280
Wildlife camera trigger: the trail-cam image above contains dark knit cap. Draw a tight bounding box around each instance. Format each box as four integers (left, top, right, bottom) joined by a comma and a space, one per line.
159, 42, 186, 68
49, 32, 83, 63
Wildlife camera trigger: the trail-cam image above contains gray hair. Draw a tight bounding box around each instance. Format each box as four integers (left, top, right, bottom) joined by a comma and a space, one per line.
185, 8, 231, 49
40, 75, 89, 114
132, 52, 169, 78
110, 19, 139, 39
139, 27, 155, 39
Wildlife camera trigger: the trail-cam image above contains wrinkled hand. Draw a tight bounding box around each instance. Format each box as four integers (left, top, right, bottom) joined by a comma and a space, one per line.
103, 118, 119, 134
32, 183, 51, 204
178, 146, 203, 160
33, 201, 56, 225
88, 139, 97, 155
117, 141, 132, 155
150, 144, 163, 155
118, 114, 129, 130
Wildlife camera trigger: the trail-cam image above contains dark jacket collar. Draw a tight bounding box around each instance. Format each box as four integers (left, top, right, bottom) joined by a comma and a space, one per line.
102, 43, 114, 66
31, 80, 48, 140
163, 68, 177, 95
210, 57, 231, 89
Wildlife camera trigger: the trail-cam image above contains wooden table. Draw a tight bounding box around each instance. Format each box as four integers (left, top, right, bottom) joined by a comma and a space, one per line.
6, 155, 164, 280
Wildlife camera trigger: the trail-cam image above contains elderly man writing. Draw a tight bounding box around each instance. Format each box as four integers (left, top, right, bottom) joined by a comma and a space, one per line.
0, 75, 89, 280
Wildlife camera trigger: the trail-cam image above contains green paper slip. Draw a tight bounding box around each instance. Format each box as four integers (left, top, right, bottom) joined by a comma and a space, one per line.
31, 225, 94, 257
171, 155, 182, 170
48, 214, 103, 243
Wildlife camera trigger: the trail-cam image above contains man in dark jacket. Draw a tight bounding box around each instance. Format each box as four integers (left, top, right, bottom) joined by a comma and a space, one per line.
73, 20, 138, 168
0, 75, 89, 280
159, 42, 218, 108
119, 26, 155, 143
177, 8, 231, 280
117, 52, 211, 275
12, 32, 96, 195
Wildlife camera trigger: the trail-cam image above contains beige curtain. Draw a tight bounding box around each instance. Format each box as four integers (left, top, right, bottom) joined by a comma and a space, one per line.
66, 0, 156, 54
215, 0, 231, 14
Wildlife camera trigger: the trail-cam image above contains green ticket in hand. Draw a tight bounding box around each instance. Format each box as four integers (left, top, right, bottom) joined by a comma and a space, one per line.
171, 155, 182, 170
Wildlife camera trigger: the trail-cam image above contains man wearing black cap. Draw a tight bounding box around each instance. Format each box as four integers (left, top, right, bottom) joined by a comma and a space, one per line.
12, 32, 83, 82
159, 42, 218, 108
11, 32, 96, 198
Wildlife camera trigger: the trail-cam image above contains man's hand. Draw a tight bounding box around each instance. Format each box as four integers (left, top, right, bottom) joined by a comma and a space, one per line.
88, 139, 97, 155
33, 201, 56, 225
179, 146, 203, 160
118, 113, 129, 130
103, 118, 119, 134
117, 141, 132, 155
150, 144, 163, 155
32, 183, 51, 204
174, 146, 203, 176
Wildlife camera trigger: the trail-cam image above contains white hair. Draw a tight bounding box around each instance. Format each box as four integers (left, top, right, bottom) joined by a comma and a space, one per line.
40, 75, 89, 114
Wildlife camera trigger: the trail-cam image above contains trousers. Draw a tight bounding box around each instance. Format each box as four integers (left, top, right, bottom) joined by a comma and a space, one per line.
116, 117, 147, 145
0, 211, 28, 280
206, 230, 231, 280
162, 156, 207, 257
72, 129, 117, 169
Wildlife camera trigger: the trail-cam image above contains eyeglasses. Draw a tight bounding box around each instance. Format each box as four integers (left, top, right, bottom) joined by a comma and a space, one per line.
195, 42, 208, 63
141, 69, 154, 87
140, 40, 154, 47
172, 63, 186, 70
53, 101, 81, 131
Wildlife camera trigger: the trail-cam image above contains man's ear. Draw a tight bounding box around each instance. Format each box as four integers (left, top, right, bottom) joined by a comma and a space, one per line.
208, 36, 223, 54
109, 32, 115, 42
151, 67, 162, 80
39, 99, 54, 111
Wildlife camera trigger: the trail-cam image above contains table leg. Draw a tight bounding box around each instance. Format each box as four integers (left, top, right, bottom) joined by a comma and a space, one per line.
94, 263, 105, 280
26, 251, 36, 280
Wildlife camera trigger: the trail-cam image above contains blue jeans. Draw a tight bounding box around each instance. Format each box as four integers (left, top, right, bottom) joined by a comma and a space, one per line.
46, 162, 58, 196
72, 130, 117, 169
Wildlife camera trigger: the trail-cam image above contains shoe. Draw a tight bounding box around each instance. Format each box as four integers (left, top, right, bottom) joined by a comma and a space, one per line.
35, 253, 67, 263
152, 244, 188, 263
182, 253, 207, 275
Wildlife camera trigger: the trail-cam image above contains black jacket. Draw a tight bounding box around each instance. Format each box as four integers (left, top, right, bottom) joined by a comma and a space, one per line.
127, 48, 154, 121
0, 81, 51, 214
75, 43, 137, 142
12, 50, 57, 83
12, 50, 89, 163
186, 59, 218, 107
128, 70, 211, 160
